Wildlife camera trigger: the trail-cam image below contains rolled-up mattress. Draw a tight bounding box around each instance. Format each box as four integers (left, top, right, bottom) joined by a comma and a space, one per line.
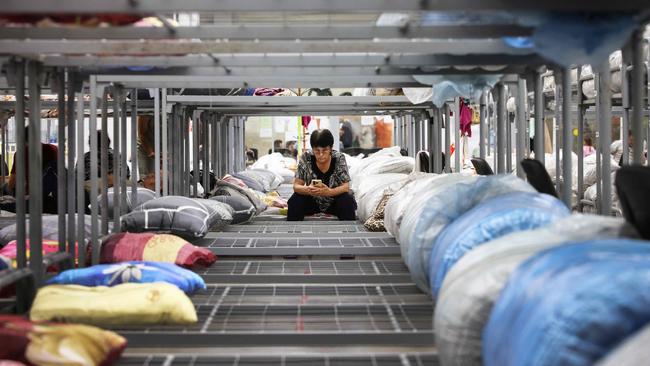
429, 192, 570, 298
483, 239, 650, 366
406, 175, 534, 293
435, 215, 633, 366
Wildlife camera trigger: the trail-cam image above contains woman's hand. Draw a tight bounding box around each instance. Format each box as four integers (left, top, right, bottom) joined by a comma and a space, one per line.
310, 185, 333, 197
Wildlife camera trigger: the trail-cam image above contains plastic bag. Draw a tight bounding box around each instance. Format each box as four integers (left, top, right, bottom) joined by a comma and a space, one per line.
407, 175, 534, 292
384, 173, 440, 242
434, 215, 632, 366
48, 261, 206, 294
429, 192, 569, 298
483, 240, 650, 366
595, 323, 650, 366
353, 173, 408, 222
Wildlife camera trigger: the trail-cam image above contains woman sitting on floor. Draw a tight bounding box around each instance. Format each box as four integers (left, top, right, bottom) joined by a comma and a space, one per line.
288, 129, 357, 221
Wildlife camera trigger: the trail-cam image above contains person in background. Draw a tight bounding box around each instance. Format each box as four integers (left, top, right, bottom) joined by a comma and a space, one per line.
77, 130, 129, 188
286, 140, 298, 158
137, 115, 155, 179
611, 130, 647, 166
339, 121, 353, 149
583, 135, 596, 156
7, 125, 59, 213
268, 139, 283, 155
288, 129, 356, 221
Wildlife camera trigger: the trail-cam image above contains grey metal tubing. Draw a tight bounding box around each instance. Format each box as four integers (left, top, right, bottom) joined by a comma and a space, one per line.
496, 83, 507, 174
130, 90, 138, 201
414, 116, 421, 153
203, 114, 209, 192
576, 68, 585, 212
172, 106, 179, 195
647, 61, 650, 167
76, 84, 86, 267
66, 71, 76, 258
220, 116, 227, 177
14, 60, 26, 270
444, 104, 451, 173
454, 98, 461, 171
561, 68, 573, 208
111, 86, 120, 230
598, 63, 613, 215
154, 88, 160, 196
184, 110, 191, 197
192, 112, 199, 197
554, 75, 561, 189
631, 29, 645, 166
89, 75, 99, 264
480, 91, 487, 160
56, 69, 66, 253
515, 78, 527, 178
161, 88, 168, 196
534, 71, 545, 164
119, 90, 128, 224
622, 62, 630, 166
27, 61, 43, 284
430, 109, 440, 174
506, 93, 513, 172
100, 86, 109, 235
212, 114, 219, 180
1, 122, 5, 179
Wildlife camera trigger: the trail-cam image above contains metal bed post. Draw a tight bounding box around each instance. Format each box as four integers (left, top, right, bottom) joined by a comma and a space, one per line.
100, 86, 109, 235
14, 59, 26, 271
27, 61, 44, 284
515, 77, 527, 178
76, 82, 86, 268
130, 90, 138, 202
577, 68, 585, 212
66, 71, 76, 259
220, 115, 228, 178
168, 104, 175, 195
88, 75, 99, 264
202, 113, 210, 193
430, 108, 440, 174
119, 88, 128, 224
409, 114, 415, 157
631, 29, 645, 166
454, 98, 461, 172
184, 109, 191, 197
211, 114, 219, 180
506, 91, 513, 173
228, 117, 235, 173
444, 104, 451, 173
175, 105, 182, 195
561, 68, 573, 208
192, 111, 199, 198
393, 115, 398, 147
554, 72, 561, 190
480, 91, 487, 160
56, 69, 66, 253
496, 82, 507, 174
534, 71, 545, 165
622, 59, 630, 166
598, 63, 613, 215
154, 88, 160, 197
112, 86, 121, 233
162, 88, 168, 197
646, 56, 650, 167
596, 73, 602, 213
414, 115, 421, 153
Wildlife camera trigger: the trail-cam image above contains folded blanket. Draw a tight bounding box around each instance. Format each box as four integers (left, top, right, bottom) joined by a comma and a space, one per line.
0, 315, 126, 366
31, 283, 198, 326
98, 232, 216, 268
48, 261, 206, 294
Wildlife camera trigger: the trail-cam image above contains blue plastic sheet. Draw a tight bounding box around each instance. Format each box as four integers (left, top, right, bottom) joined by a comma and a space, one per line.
413, 75, 502, 108
483, 240, 650, 366
504, 13, 639, 69
428, 192, 569, 298
47, 261, 206, 294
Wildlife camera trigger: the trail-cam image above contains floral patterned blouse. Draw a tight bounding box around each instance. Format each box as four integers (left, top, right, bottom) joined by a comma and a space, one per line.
295, 150, 351, 212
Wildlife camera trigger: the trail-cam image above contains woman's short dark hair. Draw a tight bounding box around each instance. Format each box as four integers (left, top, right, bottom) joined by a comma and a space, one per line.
310, 129, 334, 149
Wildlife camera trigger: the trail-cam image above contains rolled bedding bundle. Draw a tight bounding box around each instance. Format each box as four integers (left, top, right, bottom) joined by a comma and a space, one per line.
0, 315, 126, 366
213, 179, 267, 214
47, 261, 206, 294
210, 195, 256, 224
98, 187, 157, 218
353, 173, 408, 222
0, 215, 112, 247
405, 175, 535, 292
435, 215, 634, 366
595, 323, 650, 366
384, 173, 440, 241
30, 282, 198, 326
483, 239, 650, 366
428, 191, 570, 298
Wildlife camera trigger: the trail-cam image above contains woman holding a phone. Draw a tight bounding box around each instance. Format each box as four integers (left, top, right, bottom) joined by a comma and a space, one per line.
288, 129, 357, 221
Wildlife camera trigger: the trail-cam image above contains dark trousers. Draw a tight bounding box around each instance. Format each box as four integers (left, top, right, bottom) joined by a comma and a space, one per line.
287, 192, 357, 221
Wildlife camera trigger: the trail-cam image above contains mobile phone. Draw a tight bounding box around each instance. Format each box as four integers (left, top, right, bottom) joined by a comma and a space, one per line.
311, 179, 322, 186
